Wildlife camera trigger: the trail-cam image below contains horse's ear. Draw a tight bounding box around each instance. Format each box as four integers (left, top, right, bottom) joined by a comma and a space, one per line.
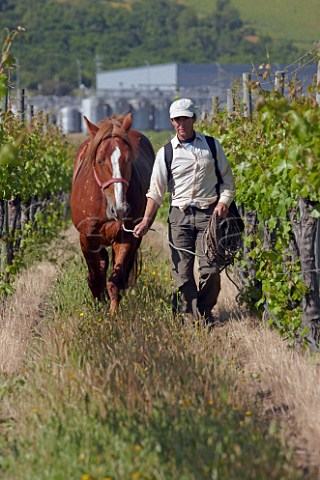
84, 116, 99, 137
122, 113, 132, 132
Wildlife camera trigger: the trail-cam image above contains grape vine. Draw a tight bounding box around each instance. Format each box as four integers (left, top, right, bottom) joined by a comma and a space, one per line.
200, 82, 320, 342
0, 28, 73, 293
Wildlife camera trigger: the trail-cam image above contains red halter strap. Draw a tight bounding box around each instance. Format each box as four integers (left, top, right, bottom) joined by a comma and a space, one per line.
93, 164, 129, 190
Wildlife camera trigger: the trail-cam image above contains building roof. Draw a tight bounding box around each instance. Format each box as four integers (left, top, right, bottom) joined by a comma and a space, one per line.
96, 63, 178, 91
96, 61, 317, 97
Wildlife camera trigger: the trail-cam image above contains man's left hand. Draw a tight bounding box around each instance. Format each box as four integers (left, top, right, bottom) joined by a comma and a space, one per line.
214, 202, 229, 219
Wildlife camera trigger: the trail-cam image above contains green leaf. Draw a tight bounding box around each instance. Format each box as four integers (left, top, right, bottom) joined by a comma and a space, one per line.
0, 74, 8, 99
0, 144, 19, 166
311, 208, 320, 219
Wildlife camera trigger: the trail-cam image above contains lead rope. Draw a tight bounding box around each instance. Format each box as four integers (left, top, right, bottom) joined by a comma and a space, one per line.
122, 224, 206, 258
122, 218, 243, 298
122, 212, 243, 271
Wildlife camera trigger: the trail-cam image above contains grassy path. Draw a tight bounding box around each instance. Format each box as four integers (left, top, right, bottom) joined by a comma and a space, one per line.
0, 224, 317, 479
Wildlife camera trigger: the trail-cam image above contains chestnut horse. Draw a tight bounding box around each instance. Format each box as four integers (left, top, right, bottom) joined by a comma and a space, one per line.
71, 113, 155, 314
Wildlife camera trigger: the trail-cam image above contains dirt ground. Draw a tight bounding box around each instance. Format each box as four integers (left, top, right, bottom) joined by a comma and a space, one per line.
1, 221, 320, 476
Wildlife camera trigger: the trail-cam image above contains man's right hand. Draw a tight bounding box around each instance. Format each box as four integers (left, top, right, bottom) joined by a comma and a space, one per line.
133, 219, 149, 238
133, 198, 159, 238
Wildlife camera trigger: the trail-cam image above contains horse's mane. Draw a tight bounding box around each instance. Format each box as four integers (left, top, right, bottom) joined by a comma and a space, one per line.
87, 114, 135, 163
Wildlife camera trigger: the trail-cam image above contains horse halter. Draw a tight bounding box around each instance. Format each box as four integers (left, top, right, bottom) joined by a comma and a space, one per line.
93, 165, 129, 190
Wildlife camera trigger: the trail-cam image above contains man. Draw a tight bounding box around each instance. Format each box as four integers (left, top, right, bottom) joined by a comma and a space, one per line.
133, 98, 235, 324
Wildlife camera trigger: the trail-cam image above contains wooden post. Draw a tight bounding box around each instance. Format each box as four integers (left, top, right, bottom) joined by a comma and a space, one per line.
313, 60, 320, 295
242, 72, 252, 117
28, 104, 34, 124
237, 210, 261, 301
227, 89, 234, 118
275, 71, 285, 95
212, 96, 220, 114
290, 197, 320, 345
2, 92, 8, 113
0, 201, 10, 283
8, 196, 22, 260
316, 59, 320, 106
20, 88, 25, 124
316, 218, 320, 295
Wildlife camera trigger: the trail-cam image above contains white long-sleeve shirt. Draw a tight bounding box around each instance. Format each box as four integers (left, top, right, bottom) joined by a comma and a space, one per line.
146, 131, 236, 210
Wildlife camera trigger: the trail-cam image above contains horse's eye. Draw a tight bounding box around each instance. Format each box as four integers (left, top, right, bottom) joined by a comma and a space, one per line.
97, 158, 104, 165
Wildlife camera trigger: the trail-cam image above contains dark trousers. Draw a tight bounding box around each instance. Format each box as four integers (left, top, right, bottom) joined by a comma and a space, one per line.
168, 205, 220, 320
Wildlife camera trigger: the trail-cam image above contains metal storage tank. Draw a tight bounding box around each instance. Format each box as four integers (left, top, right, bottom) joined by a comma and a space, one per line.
105, 99, 117, 116
129, 98, 153, 130
104, 103, 113, 117
107, 97, 133, 115
47, 112, 57, 125
81, 97, 105, 132
58, 106, 81, 134
153, 99, 172, 131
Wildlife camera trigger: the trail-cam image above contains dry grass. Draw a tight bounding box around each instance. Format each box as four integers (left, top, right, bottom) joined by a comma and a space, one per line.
0, 225, 78, 374
216, 275, 320, 476
0, 261, 57, 374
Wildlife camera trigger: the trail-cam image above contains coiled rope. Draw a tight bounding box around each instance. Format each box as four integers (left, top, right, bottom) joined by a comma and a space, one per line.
202, 211, 243, 271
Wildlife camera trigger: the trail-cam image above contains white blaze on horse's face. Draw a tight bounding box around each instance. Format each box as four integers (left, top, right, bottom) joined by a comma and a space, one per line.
110, 146, 128, 218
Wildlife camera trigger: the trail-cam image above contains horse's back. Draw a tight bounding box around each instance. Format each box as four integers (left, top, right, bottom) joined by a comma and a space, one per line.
129, 130, 155, 188
122, 130, 154, 220
130, 130, 155, 165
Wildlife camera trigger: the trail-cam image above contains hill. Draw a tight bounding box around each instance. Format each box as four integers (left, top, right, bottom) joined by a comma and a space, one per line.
120, 0, 319, 51
180, 0, 319, 51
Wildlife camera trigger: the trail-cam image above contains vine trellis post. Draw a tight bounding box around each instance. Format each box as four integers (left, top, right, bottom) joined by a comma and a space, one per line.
0, 201, 10, 284
289, 198, 320, 344
316, 58, 320, 106
242, 72, 252, 117
316, 59, 320, 297
274, 70, 286, 95
211, 96, 220, 115
226, 88, 234, 119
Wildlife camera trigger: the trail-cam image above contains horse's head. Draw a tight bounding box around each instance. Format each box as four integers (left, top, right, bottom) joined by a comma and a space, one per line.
85, 113, 135, 221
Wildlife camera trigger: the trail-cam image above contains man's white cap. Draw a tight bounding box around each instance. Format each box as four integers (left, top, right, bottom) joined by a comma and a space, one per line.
169, 98, 197, 118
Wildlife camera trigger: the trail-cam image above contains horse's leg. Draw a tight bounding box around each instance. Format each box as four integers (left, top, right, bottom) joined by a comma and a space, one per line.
107, 241, 140, 315
80, 234, 109, 301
